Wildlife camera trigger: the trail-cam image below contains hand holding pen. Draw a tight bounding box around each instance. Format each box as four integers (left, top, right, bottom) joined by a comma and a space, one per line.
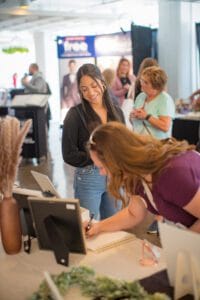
86, 213, 94, 232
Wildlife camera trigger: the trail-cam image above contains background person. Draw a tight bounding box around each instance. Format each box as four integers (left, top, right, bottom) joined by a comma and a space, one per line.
130, 66, 175, 233
130, 66, 175, 140
21, 63, 48, 94
190, 88, 200, 103
62, 64, 125, 220
189, 88, 200, 111
12, 72, 18, 88
111, 58, 136, 106
85, 122, 200, 237
102, 68, 119, 106
134, 57, 159, 100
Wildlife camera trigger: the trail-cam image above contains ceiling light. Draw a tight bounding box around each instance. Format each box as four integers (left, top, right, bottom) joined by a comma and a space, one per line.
19, 0, 29, 8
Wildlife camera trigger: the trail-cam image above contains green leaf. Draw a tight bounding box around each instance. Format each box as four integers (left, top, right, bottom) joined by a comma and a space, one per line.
29, 266, 171, 300
2, 47, 29, 54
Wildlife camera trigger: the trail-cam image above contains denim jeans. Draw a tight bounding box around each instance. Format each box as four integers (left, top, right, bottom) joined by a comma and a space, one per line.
74, 165, 119, 220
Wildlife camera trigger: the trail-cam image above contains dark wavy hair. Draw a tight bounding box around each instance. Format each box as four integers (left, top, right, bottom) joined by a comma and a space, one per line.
76, 63, 121, 133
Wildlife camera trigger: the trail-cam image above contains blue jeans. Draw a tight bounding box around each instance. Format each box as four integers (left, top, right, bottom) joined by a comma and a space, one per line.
74, 165, 119, 220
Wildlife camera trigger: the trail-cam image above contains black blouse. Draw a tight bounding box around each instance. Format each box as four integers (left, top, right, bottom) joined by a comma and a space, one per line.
62, 104, 125, 168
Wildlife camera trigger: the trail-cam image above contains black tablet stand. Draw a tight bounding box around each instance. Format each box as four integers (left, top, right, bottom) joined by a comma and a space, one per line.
44, 215, 69, 266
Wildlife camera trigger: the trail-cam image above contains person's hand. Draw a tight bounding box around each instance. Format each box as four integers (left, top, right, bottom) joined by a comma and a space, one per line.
133, 108, 147, 120
123, 83, 130, 91
83, 221, 101, 238
22, 77, 29, 84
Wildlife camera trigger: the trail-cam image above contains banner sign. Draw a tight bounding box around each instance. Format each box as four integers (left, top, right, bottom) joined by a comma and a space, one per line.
94, 32, 131, 57
57, 36, 95, 58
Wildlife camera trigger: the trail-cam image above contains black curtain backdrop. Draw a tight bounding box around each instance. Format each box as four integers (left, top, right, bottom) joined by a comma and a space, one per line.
151, 28, 158, 60
196, 23, 200, 71
131, 24, 153, 75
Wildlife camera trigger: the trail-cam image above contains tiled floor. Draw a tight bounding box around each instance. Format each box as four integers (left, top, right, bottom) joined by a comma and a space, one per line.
17, 121, 160, 247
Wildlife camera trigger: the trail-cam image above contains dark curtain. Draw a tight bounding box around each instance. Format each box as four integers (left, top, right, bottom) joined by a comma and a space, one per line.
151, 28, 158, 60
131, 23, 153, 75
196, 23, 200, 70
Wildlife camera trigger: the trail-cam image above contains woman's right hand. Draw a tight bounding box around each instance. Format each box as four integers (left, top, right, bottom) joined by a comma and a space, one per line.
123, 83, 130, 91
83, 221, 101, 238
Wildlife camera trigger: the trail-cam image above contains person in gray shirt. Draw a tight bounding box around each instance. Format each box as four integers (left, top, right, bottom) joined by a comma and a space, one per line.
21, 63, 47, 94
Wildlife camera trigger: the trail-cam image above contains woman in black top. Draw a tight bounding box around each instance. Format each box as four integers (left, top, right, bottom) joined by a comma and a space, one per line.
62, 63, 125, 219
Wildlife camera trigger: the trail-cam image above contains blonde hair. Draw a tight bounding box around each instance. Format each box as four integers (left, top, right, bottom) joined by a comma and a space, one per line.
102, 68, 115, 87
116, 58, 131, 77
141, 66, 167, 92
88, 122, 194, 206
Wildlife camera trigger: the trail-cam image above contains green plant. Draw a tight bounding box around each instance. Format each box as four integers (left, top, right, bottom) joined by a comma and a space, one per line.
2, 47, 29, 54
30, 266, 170, 300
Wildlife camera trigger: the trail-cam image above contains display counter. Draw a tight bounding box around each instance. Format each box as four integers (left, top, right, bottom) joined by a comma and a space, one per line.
172, 112, 200, 145
0, 237, 166, 300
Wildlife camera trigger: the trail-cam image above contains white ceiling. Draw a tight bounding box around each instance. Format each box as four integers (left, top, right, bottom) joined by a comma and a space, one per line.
0, 0, 158, 35
0, 0, 199, 36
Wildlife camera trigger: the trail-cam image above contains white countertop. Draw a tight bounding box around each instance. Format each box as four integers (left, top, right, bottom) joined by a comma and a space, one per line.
0, 237, 166, 300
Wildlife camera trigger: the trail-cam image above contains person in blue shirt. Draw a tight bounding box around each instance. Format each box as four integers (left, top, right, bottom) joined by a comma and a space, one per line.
130, 66, 175, 233
130, 66, 175, 140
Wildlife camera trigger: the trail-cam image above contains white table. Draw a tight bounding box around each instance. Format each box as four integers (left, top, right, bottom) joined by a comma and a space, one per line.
0, 237, 166, 300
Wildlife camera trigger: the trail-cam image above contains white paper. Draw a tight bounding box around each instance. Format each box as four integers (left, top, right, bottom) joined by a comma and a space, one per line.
86, 231, 135, 253
13, 187, 43, 197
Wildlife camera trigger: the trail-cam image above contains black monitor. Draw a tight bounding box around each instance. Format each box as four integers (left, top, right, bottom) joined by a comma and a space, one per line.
28, 197, 87, 266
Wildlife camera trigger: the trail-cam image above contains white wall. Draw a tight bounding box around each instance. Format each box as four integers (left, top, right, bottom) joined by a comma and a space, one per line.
34, 31, 60, 122
158, 2, 200, 100
0, 32, 35, 89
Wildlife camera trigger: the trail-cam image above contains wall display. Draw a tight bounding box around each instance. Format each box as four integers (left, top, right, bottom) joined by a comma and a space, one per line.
95, 32, 132, 57
57, 29, 156, 123
57, 36, 96, 123
57, 36, 95, 59
58, 57, 95, 123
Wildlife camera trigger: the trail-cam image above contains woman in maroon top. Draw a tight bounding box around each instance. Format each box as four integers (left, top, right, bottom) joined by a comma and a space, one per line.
85, 122, 200, 237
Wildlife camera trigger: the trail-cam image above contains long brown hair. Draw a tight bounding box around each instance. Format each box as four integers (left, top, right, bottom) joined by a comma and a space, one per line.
88, 122, 194, 206
76, 63, 121, 133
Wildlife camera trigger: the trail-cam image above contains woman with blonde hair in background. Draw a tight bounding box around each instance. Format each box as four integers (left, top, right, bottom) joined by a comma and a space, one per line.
102, 68, 119, 106
111, 58, 136, 106
85, 122, 200, 237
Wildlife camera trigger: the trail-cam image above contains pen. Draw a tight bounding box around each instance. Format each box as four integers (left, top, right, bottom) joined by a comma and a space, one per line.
86, 213, 94, 232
